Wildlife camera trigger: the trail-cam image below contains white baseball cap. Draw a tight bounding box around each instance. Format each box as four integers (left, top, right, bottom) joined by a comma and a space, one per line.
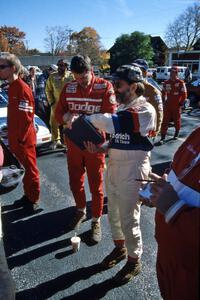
49, 64, 58, 71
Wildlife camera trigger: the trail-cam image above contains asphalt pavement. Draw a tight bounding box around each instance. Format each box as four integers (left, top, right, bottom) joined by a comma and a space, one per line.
0, 110, 199, 300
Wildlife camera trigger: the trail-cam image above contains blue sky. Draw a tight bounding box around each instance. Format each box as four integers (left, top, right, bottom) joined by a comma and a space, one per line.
0, 0, 196, 51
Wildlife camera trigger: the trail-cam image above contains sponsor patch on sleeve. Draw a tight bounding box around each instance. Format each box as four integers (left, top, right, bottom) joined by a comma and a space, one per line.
108, 88, 115, 94
109, 94, 117, 104
18, 100, 33, 112
154, 94, 162, 104
66, 83, 78, 93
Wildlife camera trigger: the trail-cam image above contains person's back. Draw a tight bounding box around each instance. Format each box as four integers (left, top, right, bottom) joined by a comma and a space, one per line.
8, 78, 36, 149
143, 80, 163, 133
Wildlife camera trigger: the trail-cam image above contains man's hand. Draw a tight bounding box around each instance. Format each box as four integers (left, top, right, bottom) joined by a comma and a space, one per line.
63, 112, 79, 129
83, 141, 100, 153
150, 179, 179, 214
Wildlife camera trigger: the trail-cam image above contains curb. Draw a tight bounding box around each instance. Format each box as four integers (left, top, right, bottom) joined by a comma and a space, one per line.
0, 204, 15, 300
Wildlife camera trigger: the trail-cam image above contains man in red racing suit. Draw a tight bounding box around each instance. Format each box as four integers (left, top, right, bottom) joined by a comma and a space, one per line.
55, 55, 116, 242
160, 66, 187, 144
141, 126, 200, 299
0, 54, 40, 212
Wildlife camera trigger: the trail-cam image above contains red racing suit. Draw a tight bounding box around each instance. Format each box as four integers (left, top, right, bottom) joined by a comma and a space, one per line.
155, 126, 200, 300
55, 74, 116, 217
161, 78, 187, 135
8, 78, 40, 203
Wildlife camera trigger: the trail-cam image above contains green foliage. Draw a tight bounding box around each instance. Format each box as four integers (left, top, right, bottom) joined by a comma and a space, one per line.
109, 31, 154, 71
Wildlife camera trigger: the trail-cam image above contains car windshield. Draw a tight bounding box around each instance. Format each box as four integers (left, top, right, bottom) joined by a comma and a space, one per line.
34, 116, 46, 127
0, 116, 7, 126
0, 91, 8, 108
192, 80, 200, 87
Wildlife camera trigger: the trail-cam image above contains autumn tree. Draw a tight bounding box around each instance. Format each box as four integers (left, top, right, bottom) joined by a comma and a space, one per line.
70, 27, 102, 63
99, 50, 110, 73
109, 31, 154, 72
44, 26, 73, 55
165, 2, 200, 50
0, 32, 8, 52
0, 26, 25, 54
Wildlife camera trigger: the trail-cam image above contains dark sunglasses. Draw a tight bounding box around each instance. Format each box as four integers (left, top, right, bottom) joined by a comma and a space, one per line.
0, 64, 11, 70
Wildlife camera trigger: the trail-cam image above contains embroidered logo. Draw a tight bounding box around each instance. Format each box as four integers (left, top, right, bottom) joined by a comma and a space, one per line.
93, 83, 107, 90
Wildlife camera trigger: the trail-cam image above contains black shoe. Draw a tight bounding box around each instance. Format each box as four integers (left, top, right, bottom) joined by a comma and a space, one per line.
13, 195, 30, 208
173, 130, 179, 140
158, 139, 165, 145
114, 260, 141, 284
16, 196, 41, 213
101, 247, 127, 269
23, 200, 41, 213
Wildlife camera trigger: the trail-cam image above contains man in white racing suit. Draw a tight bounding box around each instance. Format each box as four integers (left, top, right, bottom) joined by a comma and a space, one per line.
84, 65, 156, 284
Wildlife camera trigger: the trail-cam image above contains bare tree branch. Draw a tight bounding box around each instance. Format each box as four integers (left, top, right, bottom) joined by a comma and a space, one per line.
165, 2, 200, 51
44, 26, 73, 55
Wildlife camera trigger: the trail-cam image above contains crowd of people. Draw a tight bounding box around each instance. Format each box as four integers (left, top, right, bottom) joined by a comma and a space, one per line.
0, 53, 199, 299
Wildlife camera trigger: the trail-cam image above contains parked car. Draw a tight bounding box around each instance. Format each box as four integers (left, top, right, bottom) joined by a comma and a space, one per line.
0, 89, 52, 148
25, 65, 42, 76
156, 66, 187, 83
186, 79, 200, 108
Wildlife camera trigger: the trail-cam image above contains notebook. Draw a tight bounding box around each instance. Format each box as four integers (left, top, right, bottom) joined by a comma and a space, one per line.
63, 115, 104, 150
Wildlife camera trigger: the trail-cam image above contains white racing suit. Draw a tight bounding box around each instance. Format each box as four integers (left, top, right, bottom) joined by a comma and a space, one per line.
87, 96, 156, 259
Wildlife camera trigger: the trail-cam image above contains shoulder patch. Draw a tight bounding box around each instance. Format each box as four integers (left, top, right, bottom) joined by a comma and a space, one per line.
93, 83, 107, 90
109, 94, 117, 104
66, 83, 78, 93
108, 88, 115, 94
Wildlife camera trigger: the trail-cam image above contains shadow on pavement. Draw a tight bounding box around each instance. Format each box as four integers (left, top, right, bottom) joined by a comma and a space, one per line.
7, 237, 71, 269
2, 206, 76, 257
3, 198, 108, 266
15, 263, 120, 300
61, 278, 123, 300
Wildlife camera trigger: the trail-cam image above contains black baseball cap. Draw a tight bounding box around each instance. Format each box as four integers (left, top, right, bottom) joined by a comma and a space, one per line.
132, 59, 149, 71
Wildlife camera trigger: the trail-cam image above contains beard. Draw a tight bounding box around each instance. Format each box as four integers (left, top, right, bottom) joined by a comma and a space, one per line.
116, 88, 131, 104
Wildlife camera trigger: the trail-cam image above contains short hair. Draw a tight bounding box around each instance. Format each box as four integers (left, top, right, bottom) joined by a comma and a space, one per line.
70, 55, 92, 73
57, 59, 68, 67
0, 53, 22, 75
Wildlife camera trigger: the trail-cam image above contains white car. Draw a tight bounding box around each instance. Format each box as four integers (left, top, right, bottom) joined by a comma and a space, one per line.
25, 65, 43, 76
156, 66, 187, 83
0, 106, 51, 148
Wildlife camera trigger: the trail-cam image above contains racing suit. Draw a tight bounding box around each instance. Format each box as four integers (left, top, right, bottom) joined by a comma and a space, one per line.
161, 79, 187, 137
45, 71, 73, 142
155, 126, 200, 300
144, 80, 163, 134
87, 96, 156, 258
8, 78, 40, 203
55, 74, 116, 218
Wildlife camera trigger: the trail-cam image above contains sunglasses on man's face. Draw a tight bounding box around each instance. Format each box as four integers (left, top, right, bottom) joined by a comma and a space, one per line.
0, 64, 11, 70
